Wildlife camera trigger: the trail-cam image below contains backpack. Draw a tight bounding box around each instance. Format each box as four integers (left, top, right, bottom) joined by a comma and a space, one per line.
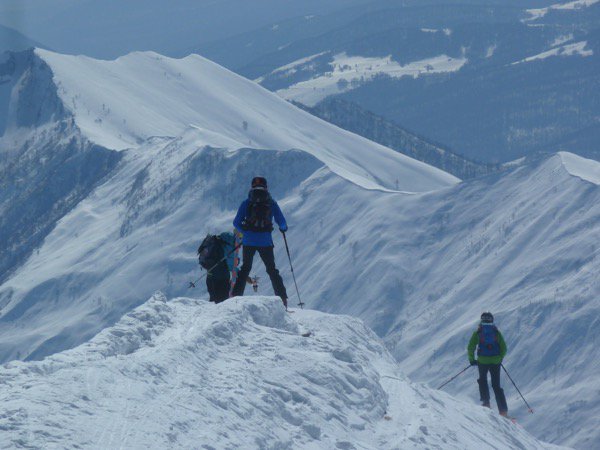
197, 234, 224, 270
242, 188, 273, 232
477, 324, 501, 357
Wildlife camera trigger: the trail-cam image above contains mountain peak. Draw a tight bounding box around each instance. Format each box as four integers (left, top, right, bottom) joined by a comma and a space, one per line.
31, 48, 458, 192
558, 151, 600, 185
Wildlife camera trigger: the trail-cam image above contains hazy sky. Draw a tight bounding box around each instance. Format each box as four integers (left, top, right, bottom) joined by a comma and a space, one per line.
0, 0, 371, 58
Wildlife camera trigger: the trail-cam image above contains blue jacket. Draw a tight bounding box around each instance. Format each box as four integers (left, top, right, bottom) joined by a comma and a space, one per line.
233, 198, 287, 247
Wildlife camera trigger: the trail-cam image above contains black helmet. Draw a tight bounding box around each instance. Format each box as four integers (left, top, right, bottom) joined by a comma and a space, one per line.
480, 312, 494, 324
251, 176, 267, 189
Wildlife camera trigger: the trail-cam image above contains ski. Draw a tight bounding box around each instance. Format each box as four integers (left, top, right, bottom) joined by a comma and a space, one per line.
229, 229, 243, 296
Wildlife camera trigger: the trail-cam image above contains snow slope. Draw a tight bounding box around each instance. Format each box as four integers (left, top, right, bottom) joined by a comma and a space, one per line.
272, 52, 468, 107
512, 40, 593, 64
0, 294, 563, 449
279, 153, 600, 449
35, 48, 457, 192
0, 134, 322, 362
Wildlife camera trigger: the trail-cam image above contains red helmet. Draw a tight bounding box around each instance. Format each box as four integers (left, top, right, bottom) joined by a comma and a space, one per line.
251, 176, 267, 189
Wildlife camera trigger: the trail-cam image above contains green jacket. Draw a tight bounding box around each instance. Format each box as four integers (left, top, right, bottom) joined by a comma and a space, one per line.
467, 326, 507, 365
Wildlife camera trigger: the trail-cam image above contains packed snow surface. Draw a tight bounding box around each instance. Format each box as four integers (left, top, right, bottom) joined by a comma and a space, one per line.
0, 295, 563, 450
35, 49, 457, 192
273, 52, 468, 107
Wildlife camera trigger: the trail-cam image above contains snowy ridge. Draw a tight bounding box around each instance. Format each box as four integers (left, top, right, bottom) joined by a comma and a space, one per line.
0, 294, 563, 449
34, 48, 458, 192
559, 151, 600, 185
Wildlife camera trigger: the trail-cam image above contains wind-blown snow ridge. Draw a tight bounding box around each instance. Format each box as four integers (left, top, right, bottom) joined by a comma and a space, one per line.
34, 48, 458, 192
0, 294, 562, 449
559, 151, 600, 185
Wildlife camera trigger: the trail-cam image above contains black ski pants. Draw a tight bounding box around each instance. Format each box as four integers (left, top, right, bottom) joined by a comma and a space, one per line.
207, 275, 230, 304
478, 363, 508, 413
232, 245, 287, 299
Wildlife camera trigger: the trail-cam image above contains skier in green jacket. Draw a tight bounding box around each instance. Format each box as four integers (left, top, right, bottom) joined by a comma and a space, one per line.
467, 312, 508, 416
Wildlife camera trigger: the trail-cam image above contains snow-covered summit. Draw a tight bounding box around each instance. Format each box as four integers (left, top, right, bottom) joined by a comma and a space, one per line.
29, 48, 458, 192
0, 294, 563, 449
558, 151, 600, 185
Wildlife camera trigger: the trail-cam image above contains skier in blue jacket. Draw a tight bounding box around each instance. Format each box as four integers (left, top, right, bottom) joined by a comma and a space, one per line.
231, 176, 288, 307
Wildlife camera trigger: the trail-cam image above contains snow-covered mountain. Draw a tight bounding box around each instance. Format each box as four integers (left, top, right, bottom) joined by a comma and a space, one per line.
0, 47, 455, 360
295, 152, 599, 449
0, 295, 563, 449
201, 0, 599, 163
0, 47, 598, 448
9, 48, 456, 192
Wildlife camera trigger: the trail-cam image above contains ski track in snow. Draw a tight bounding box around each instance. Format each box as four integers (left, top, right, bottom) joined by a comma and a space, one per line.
0, 295, 564, 450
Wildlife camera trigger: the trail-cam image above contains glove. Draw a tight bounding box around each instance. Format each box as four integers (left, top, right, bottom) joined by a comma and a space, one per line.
279, 226, 288, 233
470, 360, 478, 366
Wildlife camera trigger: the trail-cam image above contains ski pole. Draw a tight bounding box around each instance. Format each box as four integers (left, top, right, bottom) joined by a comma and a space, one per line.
501, 363, 534, 414
281, 231, 304, 309
437, 364, 473, 390
188, 242, 242, 289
